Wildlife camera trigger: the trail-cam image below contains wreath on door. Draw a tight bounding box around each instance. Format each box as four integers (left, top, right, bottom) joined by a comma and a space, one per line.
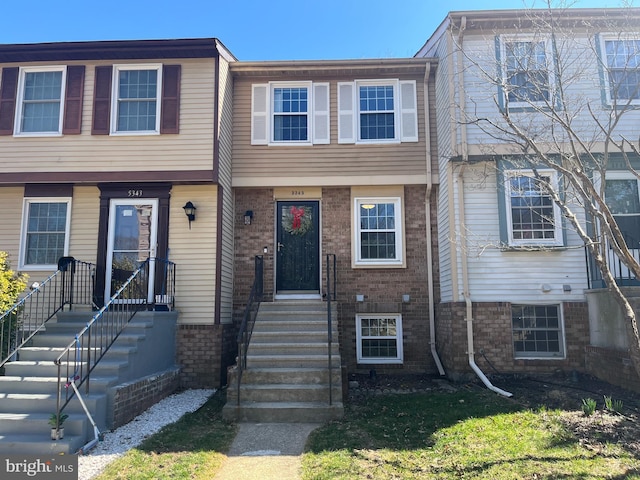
282, 206, 312, 236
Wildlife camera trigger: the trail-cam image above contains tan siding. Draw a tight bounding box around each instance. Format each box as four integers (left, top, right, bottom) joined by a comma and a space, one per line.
68, 186, 100, 264
0, 58, 215, 173
232, 75, 429, 185
168, 185, 218, 325
0, 187, 25, 276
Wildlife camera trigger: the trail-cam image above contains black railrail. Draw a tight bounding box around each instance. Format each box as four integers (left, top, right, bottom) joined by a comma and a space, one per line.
0, 257, 95, 369
326, 254, 337, 405
587, 233, 640, 288
52, 257, 176, 434
235, 255, 264, 405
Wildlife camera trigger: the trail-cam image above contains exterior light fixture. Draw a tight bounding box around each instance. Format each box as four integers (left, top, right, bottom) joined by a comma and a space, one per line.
182, 201, 196, 229
244, 210, 254, 225
361, 204, 375, 210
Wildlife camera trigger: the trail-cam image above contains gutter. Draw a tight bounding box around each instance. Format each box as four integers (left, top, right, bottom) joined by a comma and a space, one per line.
424, 62, 445, 376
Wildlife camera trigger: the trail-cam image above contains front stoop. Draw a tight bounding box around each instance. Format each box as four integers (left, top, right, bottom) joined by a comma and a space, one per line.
223, 300, 344, 423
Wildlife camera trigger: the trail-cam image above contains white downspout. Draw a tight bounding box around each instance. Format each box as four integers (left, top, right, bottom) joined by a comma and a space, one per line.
458, 166, 512, 397
424, 62, 446, 376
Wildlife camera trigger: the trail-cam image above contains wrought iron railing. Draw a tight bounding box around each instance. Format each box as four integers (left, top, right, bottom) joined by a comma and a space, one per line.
325, 254, 337, 405
0, 257, 95, 369
52, 257, 176, 433
235, 255, 264, 405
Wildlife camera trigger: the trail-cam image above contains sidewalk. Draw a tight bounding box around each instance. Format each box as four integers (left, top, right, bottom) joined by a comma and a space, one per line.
213, 423, 321, 480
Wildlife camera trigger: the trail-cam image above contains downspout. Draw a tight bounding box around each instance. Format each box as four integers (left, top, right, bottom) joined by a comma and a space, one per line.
455, 18, 512, 397
424, 62, 446, 376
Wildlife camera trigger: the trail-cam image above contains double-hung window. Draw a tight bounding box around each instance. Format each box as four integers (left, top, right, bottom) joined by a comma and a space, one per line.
15, 66, 66, 136
20, 198, 71, 270
512, 304, 565, 358
111, 64, 162, 134
356, 314, 403, 364
503, 170, 563, 247
500, 37, 551, 108
601, 37, 640, 105
354, 196, 403, 266
337, 79, 418, 144
251, 82, 329, 145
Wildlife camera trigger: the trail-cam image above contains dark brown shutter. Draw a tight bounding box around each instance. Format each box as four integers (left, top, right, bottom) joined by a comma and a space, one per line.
160, 65, 180, 134
62, 65, 85, 134
0, 67, 19, 136
92, 65, 112, 135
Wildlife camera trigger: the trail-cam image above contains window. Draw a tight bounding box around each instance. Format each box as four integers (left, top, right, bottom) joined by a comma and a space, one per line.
15, 66, 66, 135
500, 37, 551, 108
354, 197, 403, 266
512, 304, 564, 358
602, 38, 640, 104
356, 315, 403, 364
250, 82, 329, 145
504, 170, 563, 247
605, 177, 640, 248
111, 64, 162, 134
20, 199, 71, 270
338, 79, 417, 144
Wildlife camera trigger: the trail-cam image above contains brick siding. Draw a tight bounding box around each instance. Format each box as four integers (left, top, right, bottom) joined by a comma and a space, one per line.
585, 345, 640, 393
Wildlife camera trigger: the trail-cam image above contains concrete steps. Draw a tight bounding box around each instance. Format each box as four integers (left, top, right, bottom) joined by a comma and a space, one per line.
224, 300, 343, 423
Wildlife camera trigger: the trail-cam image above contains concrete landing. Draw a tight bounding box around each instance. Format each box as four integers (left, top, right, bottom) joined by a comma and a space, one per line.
213, 423, 320, 480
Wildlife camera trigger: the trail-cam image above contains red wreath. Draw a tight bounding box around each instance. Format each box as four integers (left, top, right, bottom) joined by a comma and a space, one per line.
290, 206, 305, 230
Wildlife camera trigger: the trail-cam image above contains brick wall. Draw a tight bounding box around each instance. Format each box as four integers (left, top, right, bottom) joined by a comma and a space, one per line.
110, 369, 180, 429
585, 345, 640, 393
234, 185, 439, 377
436, 301, 590, 379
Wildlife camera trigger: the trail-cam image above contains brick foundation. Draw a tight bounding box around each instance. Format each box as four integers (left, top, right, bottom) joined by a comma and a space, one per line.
436, 301, 590, 379
110, 369, 180, 429
585, 345, 640, 393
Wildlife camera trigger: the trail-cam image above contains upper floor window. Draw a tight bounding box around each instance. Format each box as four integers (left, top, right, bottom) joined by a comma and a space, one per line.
15, 66, 66, 136
251, 82, 329, 145
499, 37, 551, 108
111, 64, 162, 134
338, 79, 418, 144
601, 37, 640, 105
20, 198, 71, 270
503, 170, 563, 247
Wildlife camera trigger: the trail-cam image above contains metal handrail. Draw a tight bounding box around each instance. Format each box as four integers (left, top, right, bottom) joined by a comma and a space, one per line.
235, 255, 264, 405
52, 257, 176, 433
326, 254, 337, 405
0, 258, 95, 369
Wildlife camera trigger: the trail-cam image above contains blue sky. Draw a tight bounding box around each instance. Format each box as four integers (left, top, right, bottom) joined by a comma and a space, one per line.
0, 0, 629, 61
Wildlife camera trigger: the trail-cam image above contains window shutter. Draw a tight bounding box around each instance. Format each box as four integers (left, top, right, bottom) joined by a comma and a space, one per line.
62, 65, 85, 135
337, 82, 355, 144
160, 64, 181, 134
0, 67, 19, 136
312, 82, 330, 144
251, 84, 269, 145
399, 80, 418, 142
92, 65, 112, 135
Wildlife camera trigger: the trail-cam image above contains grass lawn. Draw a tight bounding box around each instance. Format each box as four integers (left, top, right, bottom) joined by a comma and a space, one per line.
92, 386, 640, 480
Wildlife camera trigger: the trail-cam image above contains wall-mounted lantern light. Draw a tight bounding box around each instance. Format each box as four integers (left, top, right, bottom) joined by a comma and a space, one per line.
183, 201, 197, 229
244, 210, 254, 225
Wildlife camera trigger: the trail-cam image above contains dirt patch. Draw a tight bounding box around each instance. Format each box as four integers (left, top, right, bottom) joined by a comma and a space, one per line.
347, 371, 640, 457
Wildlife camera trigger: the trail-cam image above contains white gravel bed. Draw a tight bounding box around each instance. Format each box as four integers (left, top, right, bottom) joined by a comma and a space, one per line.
78, 389, 215, 480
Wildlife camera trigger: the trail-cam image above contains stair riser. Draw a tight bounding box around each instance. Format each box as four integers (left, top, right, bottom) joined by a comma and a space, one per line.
259, 303, 337, 313
4, 362, 127, 378
253, 322, 332, 333
0, 396, 105, 415
0, 378, 114, 394
246, 357, 340, 369
234, 387, 342, 403
0, 417, 87, 436
251, 333, 332, 343
18, 348, 101, 362
0, 436, 84, 455
223, 405, 343, 423
31, 334, 143, 348
239, 370, 341, 385
248, 345, 339, 356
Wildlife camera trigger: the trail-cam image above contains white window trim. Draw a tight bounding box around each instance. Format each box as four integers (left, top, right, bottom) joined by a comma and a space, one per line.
110, 64, 163, 136
19, 197, 72, 271
499, 35, 554, 110
270, 81, 312, 146
356, 79, 400, 144
356, 314, 404, 364
14, 66, 67, 137
512, 303, 566, 360
504, 169, 563, 247
353, 196, 404, 266
598, 34, 640, 106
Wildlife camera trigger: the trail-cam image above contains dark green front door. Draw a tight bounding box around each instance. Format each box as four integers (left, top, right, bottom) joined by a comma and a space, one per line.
276, 201, 320, 293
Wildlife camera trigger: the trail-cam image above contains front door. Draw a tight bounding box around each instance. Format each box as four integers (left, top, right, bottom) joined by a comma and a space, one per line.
105, 199, 158, 302
276, 201, 320, 294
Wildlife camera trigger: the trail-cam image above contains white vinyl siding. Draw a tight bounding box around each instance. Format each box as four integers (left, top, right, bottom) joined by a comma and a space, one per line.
250, 82, 329, 146
111, 64, 162, 135
14, 66, 66, 136
356, 314, 403, 364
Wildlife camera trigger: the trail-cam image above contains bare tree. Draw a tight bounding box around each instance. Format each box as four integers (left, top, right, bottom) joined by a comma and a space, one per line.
454, 2, 640, 376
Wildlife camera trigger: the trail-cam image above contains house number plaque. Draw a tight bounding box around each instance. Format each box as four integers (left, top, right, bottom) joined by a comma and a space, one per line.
128, 189, 144, 197
273, 187, 321, 200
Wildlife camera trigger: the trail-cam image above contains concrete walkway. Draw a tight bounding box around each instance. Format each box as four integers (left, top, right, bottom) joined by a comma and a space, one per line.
213, 423, 321, 480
